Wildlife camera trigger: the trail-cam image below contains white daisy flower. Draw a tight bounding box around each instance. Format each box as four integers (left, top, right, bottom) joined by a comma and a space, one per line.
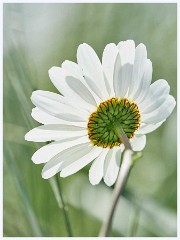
25, 40, 176, 186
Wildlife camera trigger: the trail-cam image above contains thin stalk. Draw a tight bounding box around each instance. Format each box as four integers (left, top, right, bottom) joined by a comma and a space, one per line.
55, 175, 73, 237
113, 121, 132, 150
99, 122, 133, 237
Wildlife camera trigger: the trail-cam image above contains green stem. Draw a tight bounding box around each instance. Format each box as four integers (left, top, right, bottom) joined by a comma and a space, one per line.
113, 121, 132, 150
54, 176, 73, 237
99, 123, 133, 237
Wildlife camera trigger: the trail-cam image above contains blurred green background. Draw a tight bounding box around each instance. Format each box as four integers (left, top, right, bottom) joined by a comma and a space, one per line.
3, 3, 177, 237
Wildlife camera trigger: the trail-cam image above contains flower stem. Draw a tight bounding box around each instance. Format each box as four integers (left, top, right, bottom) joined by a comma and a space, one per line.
54, 175, 73, 237
99, 122, 133, 237
113, 121, 132, 150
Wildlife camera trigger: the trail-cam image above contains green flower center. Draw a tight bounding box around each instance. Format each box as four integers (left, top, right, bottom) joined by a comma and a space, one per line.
87, 98, 140, 148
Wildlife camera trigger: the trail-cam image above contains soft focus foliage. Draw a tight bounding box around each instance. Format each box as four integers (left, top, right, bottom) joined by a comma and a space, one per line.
3, 3, 177, 237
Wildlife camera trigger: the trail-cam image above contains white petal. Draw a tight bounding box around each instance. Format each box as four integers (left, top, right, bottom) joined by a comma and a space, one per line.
42, 142, 91, 179
42, 162, 62, 179
135, 121, 164, 135
140, 97, 167, 115
113, 40, 135, 98
113, 53, 122, 96
128, 43, 147, 99
62, 60, 84, 81
62, 60, 101, 105
62, 64, 99, 107
32, 136, 89, 164
141, 95, 176, 124
65, 75, 97, 107
103, 147, 121, 186
150, 79, 170, 95
117, 40, 135, 65
102, 43, 119, 96
139, 79, 170, 113
48, 67, 94, 111
133, 59, 152, 103
89, 148, 109, 185
31, 90, 88, 122
77, 43, 109, 99
60, 146, 102, 178
25, 124, 87, 142
119, 144, 125, 153
130, 135, 146, 151
31, 107, 87, 127
32, 107, 63, 124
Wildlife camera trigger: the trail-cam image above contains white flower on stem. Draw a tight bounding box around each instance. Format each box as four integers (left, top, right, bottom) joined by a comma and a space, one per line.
25, 40, 176, 186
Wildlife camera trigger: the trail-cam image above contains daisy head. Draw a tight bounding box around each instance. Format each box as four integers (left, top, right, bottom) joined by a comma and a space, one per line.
25, 40, 176, 186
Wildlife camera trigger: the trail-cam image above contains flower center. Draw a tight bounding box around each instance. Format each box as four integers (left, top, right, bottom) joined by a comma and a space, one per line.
87, 98, 140, 148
